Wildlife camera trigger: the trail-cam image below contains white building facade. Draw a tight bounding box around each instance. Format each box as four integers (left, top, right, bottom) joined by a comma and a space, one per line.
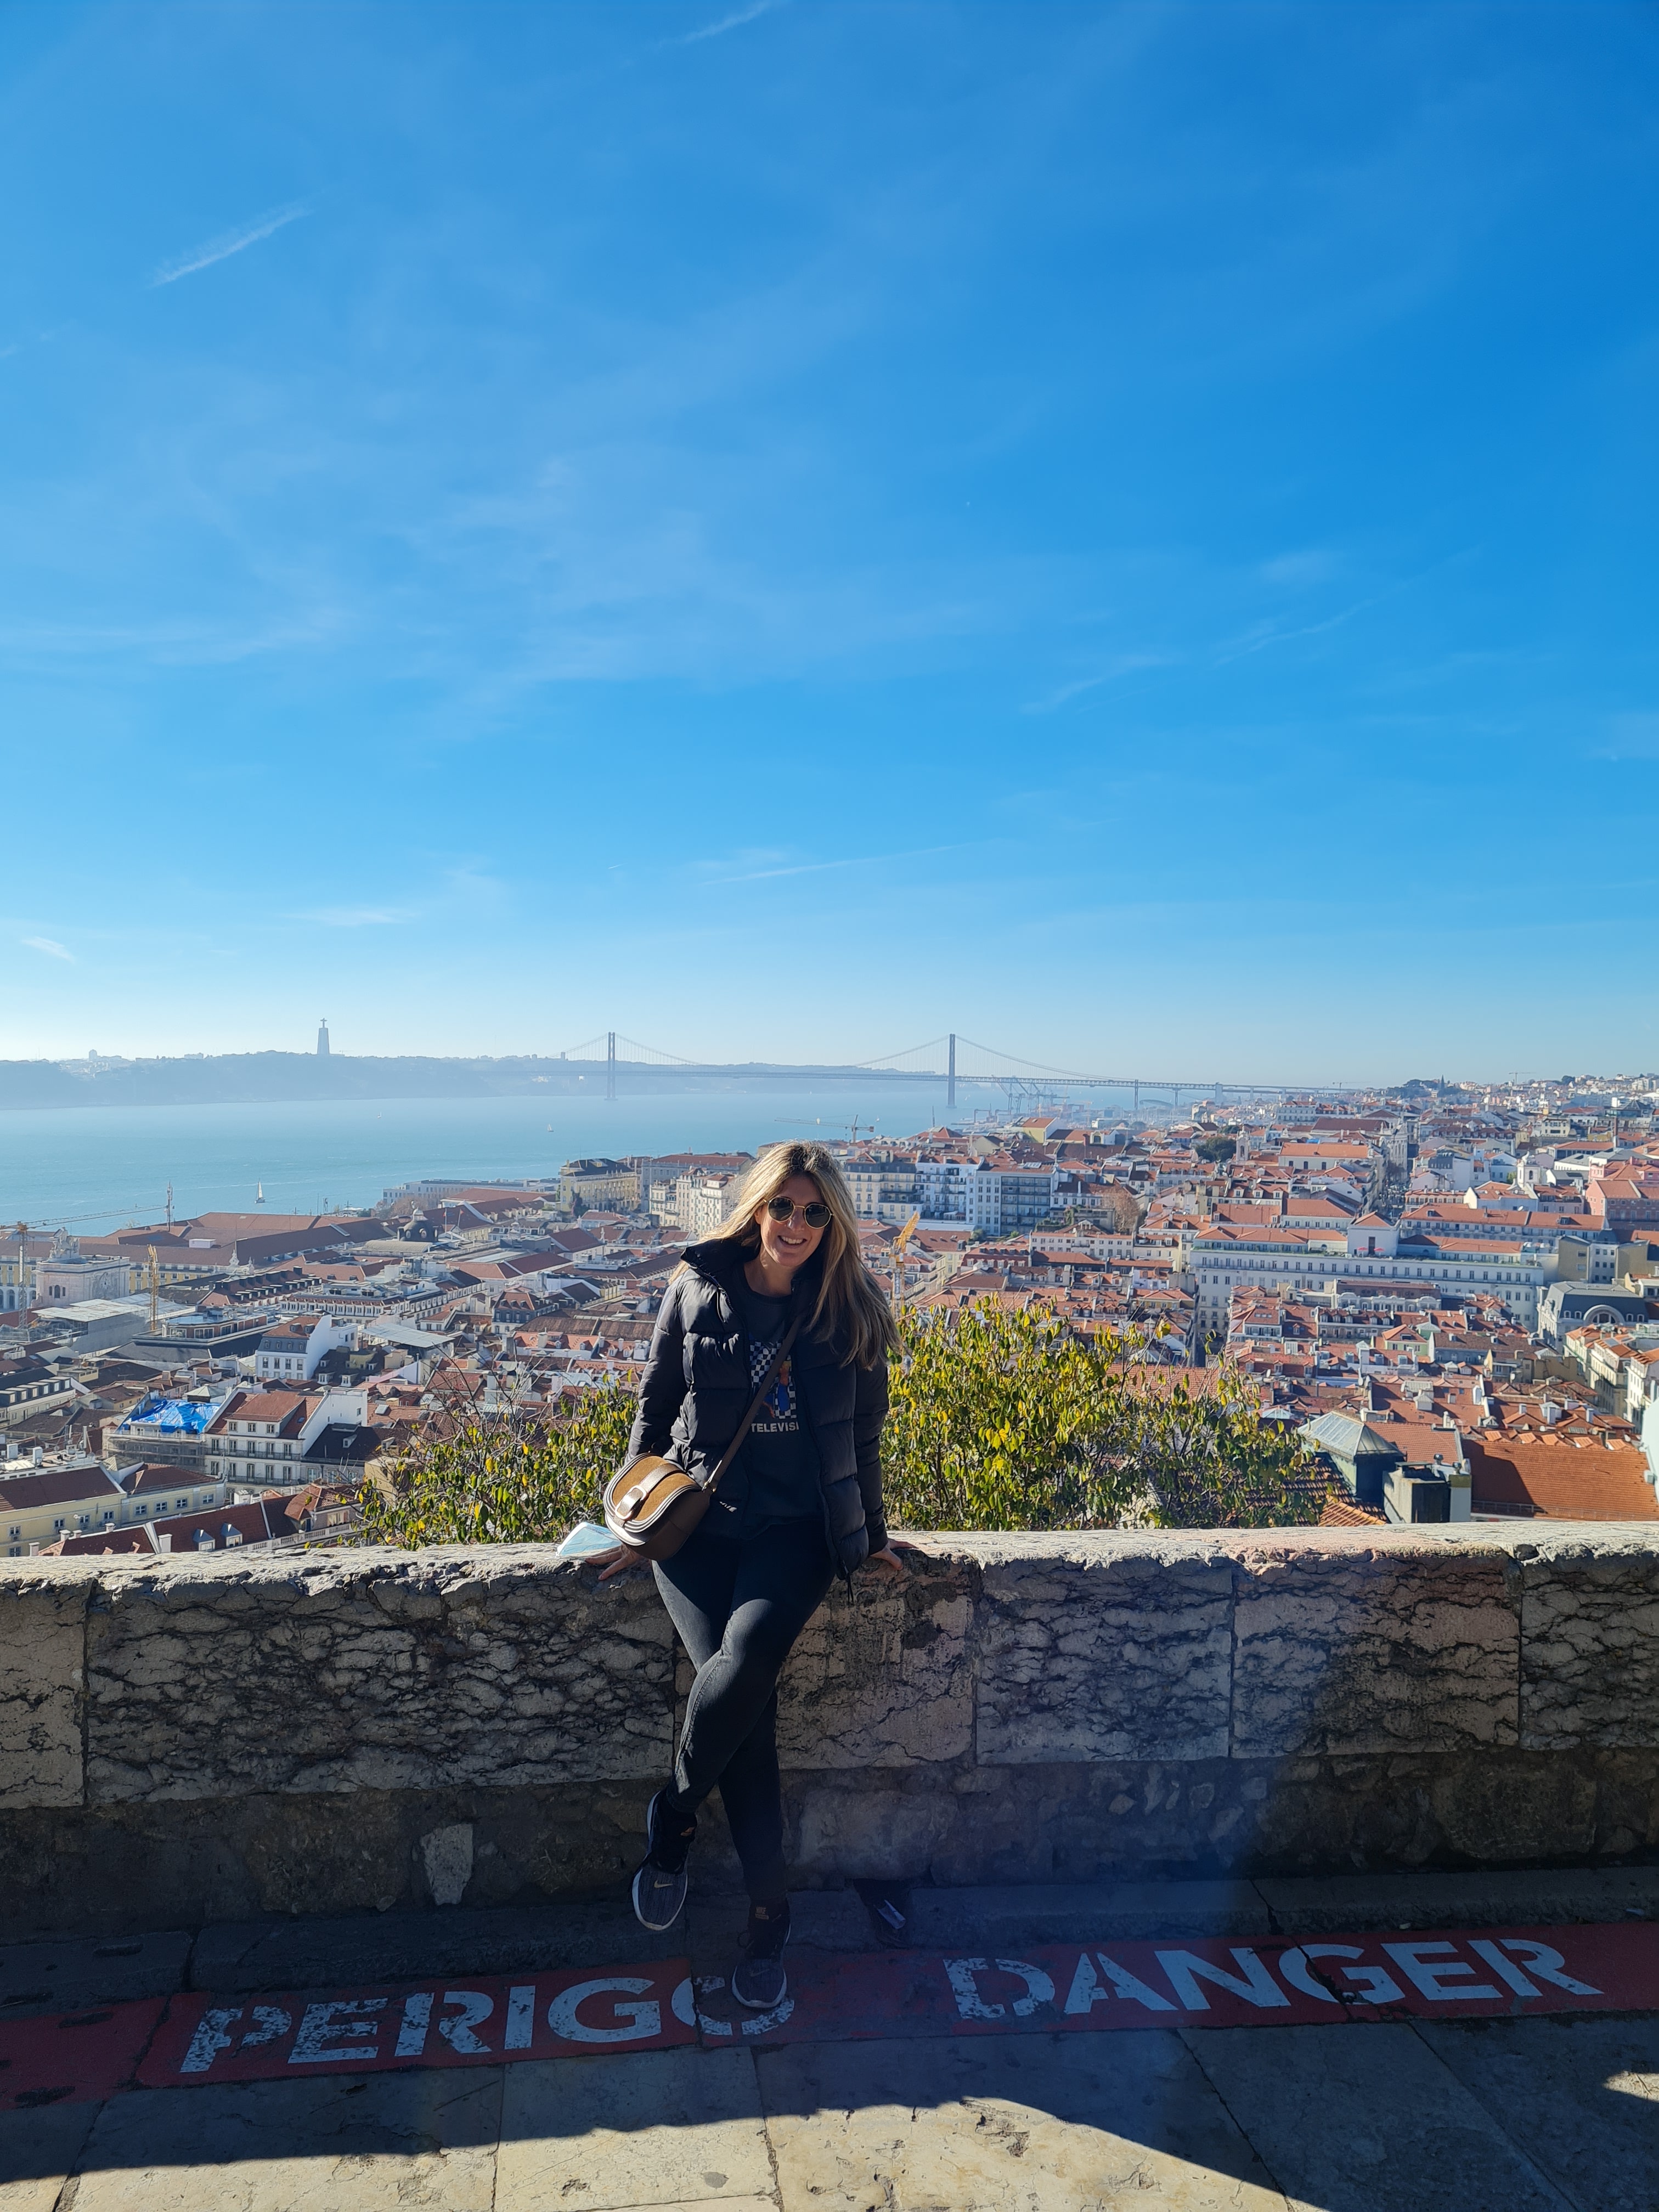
1193, 1228, 1548, 1334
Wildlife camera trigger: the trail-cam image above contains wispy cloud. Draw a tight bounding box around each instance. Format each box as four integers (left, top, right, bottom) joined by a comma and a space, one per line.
151, 201, 311, 288
1022, 655, 1173, 714
677, 0, 782, 47
291, 905, 414, 928
0, 606, 346, 668
699, 840, 972, 887
1211, 591, 1384, 667
22, 935, 73, 961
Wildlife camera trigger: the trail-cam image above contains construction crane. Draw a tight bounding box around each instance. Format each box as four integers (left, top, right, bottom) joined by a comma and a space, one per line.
890, 1208, 922, 1311
146, 1246, 160, 1333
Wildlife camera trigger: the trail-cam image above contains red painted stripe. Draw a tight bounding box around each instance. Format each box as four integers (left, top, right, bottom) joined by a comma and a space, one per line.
18, 1922, 1655, 2102
725, 1925, 1654, 2045
137, 1960, 696, 2088
0, 1999, 167, 2111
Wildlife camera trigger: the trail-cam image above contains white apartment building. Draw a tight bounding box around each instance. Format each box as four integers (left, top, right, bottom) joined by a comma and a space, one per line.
917, 1157, 977, 1221
204, 1386, 370, 1487
916, 1157, 1059, 1236
1193, 1221, 1548, 1334
842, 1160, 922, 1222
977, 1165, 1059, 1233
651, 1169, 738, 1236
683, 1176, 740, 1240
255, 1313, 354, 1384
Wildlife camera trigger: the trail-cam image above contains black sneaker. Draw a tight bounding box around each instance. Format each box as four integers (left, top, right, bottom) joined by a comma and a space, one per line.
731, 1898, 791, 2010
631, 1788, 696, 1932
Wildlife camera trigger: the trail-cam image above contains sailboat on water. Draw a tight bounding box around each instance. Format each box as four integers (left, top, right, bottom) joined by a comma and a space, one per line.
256, 1183, 265, 1205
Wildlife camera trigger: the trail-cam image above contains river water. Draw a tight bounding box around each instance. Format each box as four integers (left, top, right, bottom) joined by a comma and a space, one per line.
0, 1081, 1101, 1229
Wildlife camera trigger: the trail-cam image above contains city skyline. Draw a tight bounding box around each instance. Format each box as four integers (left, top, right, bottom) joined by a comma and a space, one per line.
4, 2, 1657, 1075
8, 1032, 1659, 1094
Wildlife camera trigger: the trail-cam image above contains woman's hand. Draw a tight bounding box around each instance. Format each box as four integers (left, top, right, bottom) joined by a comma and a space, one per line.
861, 1544, 910, 1582
595, 1546, 634, 1582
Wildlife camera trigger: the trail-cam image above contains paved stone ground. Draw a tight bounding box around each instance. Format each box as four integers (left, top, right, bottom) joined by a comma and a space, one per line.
4, 1869, 1659, 2211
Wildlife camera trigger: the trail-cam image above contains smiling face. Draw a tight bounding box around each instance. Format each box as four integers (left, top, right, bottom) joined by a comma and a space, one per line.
753, 1172, 830, 1278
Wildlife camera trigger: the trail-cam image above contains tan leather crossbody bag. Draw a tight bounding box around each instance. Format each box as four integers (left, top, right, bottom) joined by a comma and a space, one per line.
602, 1317, 802, 1564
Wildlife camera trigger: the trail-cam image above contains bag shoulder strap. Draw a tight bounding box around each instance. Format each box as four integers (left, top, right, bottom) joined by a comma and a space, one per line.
703, 1315, 802, 1493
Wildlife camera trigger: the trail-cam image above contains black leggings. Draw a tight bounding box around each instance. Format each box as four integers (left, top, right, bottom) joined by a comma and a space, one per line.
652, 1517, 835, 1904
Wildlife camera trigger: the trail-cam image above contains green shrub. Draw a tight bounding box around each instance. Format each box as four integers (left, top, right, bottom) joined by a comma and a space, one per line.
360, 1305, 1322, 1548
883, 1303, 1322, 1532
359, 1379, 635, 1548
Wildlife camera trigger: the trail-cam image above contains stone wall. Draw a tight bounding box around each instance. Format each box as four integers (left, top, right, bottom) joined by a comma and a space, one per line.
3, 1526, 1658, 1934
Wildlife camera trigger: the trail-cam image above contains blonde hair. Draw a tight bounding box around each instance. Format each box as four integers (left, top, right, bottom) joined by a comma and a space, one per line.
706, 1142, 897, 1369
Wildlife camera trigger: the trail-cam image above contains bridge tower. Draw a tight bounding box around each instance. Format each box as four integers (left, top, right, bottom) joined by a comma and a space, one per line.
606, 1031, 617, 1102
947, 1033, 956, 1110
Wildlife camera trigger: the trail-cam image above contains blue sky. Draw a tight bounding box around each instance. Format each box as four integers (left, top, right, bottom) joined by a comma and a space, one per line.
3, 1, 1656, 1084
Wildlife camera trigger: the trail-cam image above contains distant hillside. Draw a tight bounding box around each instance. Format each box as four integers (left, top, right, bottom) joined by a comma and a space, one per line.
0, 1054, 606, 1110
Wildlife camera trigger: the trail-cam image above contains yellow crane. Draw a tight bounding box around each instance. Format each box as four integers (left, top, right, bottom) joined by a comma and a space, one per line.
890, 1209, 921, 1310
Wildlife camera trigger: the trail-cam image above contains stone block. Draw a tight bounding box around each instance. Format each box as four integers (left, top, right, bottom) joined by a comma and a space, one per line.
757, 2034, 1285, 2212
417, 1821, 474, 1905
5, 1531, 1659, 1929
193, 1893, 681, 1994
0, 1927, 190, 2014
904, 1879, 1273, 1948
790, 1771, 964, 1882
1583, 1745, 1659, 1860
972, 1536, 1234, 1764
0, 2102, 101, 2209
496, 2047, 771, 2208
1255, 1861, 1659, 1937
65, 2066, 501, 2210
775, 1555, 973, 1769
1192, 1747, 1601, 1875
1518, 1534, 1659, 1749
0, 1779, 665, 1938
784, 1758, 1286, 1887
1418, 2016, 1659, 2210
1182, 2021, 1578, 2212
1231, 1537, 1519, 1757
0, 1571, 88, 1810
83, 1549, 675, 1802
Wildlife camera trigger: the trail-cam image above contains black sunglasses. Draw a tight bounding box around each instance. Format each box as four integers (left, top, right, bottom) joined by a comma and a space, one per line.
765, 1195, 832, 1229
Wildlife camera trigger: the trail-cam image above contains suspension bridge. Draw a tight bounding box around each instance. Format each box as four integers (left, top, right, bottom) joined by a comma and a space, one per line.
549, 1031, 1357, 1112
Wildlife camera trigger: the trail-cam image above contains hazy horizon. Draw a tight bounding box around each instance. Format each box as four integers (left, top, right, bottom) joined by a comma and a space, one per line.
6, 1040, 1647, 1093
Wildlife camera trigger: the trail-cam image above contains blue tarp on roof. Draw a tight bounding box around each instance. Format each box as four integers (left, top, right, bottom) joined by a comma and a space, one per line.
119, 1394, 214, 1436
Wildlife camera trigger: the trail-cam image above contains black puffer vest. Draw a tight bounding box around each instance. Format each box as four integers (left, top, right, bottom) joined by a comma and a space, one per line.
624, 1238, 890, 1578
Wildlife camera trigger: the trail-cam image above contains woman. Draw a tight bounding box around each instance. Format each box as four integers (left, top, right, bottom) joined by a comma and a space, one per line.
618, 1140, 904, 2009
